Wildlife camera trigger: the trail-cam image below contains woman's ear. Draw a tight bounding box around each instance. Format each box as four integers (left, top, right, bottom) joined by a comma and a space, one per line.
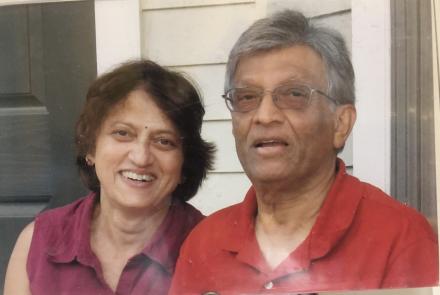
85, 154, 95, 166
333, 104, 357, 150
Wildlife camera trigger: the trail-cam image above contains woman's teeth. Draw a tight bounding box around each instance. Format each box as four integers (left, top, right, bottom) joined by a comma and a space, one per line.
122, 171, 155, 182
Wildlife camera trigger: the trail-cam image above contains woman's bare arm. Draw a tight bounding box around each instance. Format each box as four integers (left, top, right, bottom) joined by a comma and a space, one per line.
3, 222, 34, 295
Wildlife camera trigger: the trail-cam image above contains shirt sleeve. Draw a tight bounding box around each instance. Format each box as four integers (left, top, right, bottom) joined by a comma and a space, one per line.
381, 237, 439, 288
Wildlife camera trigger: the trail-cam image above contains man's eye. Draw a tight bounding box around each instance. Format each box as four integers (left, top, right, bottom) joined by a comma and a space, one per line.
287, 88, 307, 97
236, 93, 258, 101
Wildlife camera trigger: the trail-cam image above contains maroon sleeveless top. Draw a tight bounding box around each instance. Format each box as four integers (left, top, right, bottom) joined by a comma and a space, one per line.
27, 192, 204, 295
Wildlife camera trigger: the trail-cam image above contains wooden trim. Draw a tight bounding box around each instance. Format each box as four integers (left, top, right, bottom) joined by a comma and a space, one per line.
352, 0, 391, 192
95, 0, 141, 74
141, 0, 255, 11
432, 0, 440, 290
0, 0, 82, 7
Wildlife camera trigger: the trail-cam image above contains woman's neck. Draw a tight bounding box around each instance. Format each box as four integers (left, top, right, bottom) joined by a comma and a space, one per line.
91, 197, 170, 256
89, 198, 171, 291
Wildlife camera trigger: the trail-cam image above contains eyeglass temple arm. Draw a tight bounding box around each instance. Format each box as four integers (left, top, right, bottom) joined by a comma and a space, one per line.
315, 89, 339, 105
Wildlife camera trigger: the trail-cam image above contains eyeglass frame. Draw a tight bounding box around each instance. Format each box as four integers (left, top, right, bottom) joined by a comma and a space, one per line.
221, 81, 339, 113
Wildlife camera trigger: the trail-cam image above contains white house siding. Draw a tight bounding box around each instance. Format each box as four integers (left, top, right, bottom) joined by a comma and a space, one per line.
141, 0, 353, 215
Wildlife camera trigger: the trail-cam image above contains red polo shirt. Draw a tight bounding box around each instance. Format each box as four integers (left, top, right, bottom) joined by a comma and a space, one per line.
169, 160, 438, 294
27, 192, 204, 295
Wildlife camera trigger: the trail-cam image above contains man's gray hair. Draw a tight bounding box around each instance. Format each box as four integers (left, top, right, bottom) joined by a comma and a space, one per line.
225, 9, 355, 105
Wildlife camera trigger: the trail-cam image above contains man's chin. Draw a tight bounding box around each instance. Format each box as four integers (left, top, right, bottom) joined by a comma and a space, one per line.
246, 170, 290, 185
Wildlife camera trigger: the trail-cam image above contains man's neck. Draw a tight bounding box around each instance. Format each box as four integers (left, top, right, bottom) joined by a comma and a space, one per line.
254, 161, 337, 269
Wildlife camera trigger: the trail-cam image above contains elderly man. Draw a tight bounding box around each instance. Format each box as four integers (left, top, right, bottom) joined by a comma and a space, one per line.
169, 10, 438, 294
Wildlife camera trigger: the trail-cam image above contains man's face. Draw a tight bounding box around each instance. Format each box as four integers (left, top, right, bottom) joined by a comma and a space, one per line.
231, 45, 344, 188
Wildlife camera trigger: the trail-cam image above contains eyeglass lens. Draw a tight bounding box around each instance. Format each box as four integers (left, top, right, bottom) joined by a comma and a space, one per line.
227, 84, 312, 112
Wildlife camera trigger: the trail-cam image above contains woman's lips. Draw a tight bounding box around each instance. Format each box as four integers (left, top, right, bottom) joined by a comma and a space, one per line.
121, 170, 156, 182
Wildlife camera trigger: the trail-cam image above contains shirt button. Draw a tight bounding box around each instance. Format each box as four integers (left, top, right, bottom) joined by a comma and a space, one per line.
264, 281, 274, 290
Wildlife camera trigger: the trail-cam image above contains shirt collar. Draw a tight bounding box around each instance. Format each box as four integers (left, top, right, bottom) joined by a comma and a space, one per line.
220, 158, 363, 264
47, 194, 195, 274
140, 199, 191, 274
47, 192, 97, 266
219, 185, 258, 253
308, 159, 363, 259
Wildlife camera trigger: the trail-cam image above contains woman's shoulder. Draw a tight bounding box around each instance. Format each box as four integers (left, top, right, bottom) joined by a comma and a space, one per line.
35, 193, 95, 226
174, 200, 205, 228
30, 193, 96, 250
16, 221, 35, 249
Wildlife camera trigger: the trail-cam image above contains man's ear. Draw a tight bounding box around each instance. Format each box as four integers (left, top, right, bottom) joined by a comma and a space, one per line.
333, 104, 356, 150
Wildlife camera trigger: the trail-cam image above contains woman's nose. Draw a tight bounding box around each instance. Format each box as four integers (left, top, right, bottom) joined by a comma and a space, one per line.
128, 141, 153, 166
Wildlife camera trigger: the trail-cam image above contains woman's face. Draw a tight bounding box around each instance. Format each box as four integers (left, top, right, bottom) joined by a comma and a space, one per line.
87, 89, 184, 213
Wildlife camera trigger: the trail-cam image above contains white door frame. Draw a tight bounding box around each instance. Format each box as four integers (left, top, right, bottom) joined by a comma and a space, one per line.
351, 0, 391, 194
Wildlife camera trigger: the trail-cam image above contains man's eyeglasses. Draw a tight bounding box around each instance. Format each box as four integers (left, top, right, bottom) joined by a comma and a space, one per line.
222, 82, 338, 113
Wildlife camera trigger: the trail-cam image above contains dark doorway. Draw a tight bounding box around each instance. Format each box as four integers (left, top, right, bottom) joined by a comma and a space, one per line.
0, 1, 97, 290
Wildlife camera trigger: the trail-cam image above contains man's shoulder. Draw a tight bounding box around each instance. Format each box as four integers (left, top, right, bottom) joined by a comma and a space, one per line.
356, 179, 435, 238
360, 181, 423, 217
192, 201, 243, 232
181, 202, 244, 247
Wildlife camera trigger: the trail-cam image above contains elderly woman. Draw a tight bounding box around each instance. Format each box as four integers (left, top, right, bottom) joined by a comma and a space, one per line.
4, 60, 215, 295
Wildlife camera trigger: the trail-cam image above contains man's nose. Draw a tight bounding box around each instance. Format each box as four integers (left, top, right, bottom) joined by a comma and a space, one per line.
128, 141, 154, 166
253, 93, 284, 125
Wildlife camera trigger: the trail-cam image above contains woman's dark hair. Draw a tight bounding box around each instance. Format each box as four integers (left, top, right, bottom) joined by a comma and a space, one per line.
75, 60, 215, 201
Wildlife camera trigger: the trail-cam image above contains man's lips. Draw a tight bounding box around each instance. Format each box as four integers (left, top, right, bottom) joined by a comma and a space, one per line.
253, 139, 288, 148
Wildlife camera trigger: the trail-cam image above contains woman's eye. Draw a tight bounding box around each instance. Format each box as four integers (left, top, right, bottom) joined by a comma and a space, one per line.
111, 129, 132, 140
153, 137, 179, 150
157, 137, 174, 146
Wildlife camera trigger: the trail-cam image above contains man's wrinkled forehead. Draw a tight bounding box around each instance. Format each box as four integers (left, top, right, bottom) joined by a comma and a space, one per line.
232, 45, 328, 88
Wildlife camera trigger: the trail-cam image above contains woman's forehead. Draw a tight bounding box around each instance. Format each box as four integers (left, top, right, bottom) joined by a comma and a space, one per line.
102, 90, 177, 131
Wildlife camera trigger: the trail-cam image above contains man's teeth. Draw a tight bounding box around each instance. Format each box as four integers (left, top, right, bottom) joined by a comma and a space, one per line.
122, 171, 155, 182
